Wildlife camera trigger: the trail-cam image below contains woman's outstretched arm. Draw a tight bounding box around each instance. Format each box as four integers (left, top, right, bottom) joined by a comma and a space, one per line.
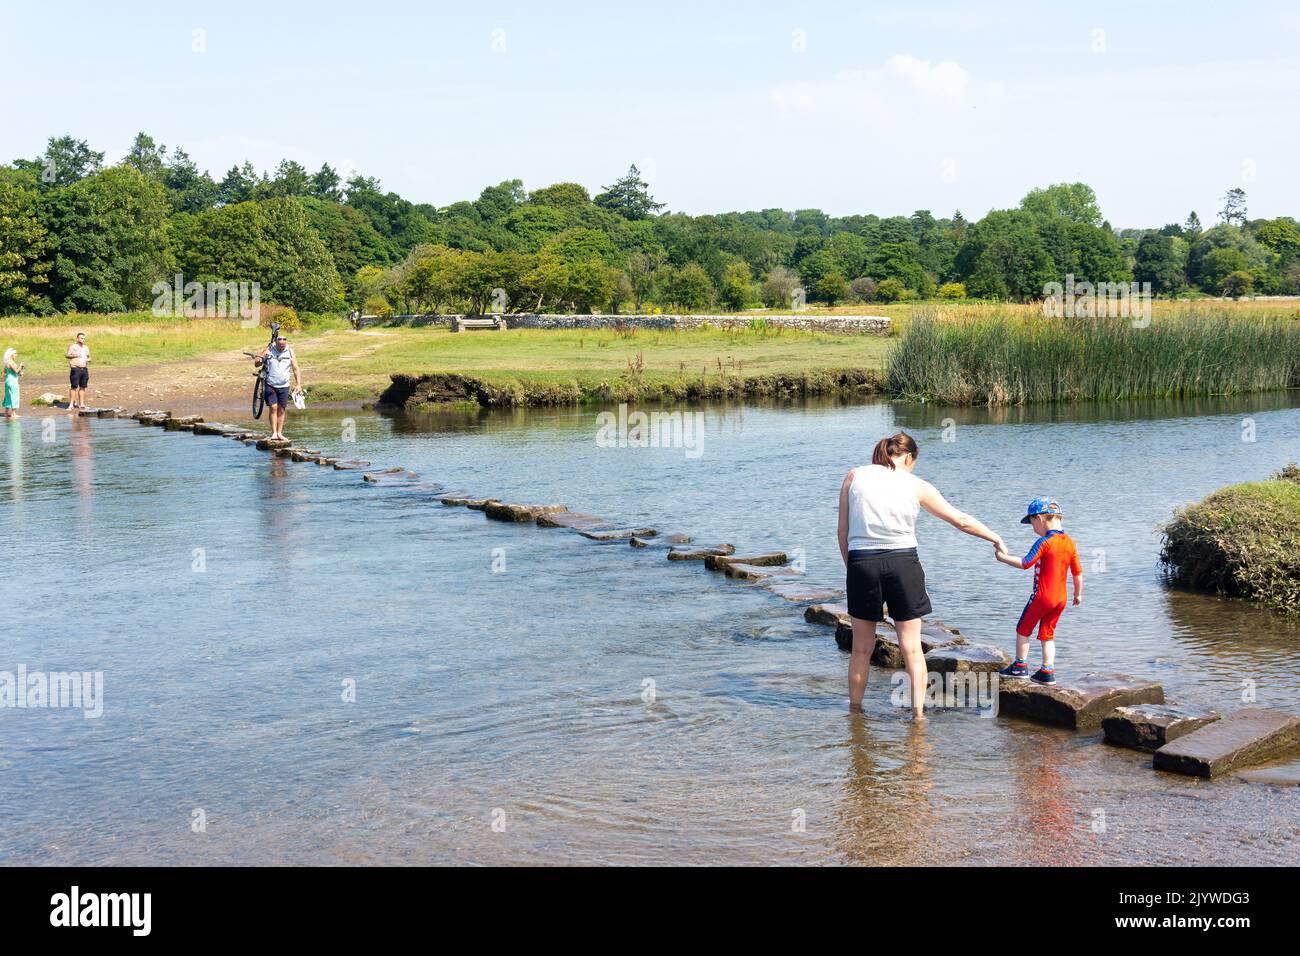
917, 479, 1006, 554
837, 471, 854, 566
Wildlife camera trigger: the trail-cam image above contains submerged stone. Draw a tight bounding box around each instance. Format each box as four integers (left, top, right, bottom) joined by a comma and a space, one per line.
1102, 704, 1221, 752
763, 580, 844, 602
333, 459, 373, 470
1153, 708, 1300, 778
292, 449, 324, 462
96, 406, 127, 418
1237, 757, 1300, 786
666, 544, 736, 561
465, 498, 498, 510
705, 551, 787, 571
579, 527, 657, 541
998, 673, 1165, 730
164, 416, 204, 430
535, 512, 612, 530
723, 562, 799, 581
629, 532, 693, 549
805, 602, 851, 627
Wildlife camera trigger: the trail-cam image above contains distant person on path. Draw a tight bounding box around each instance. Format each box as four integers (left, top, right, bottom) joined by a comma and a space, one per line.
257, 331, 302, 442
66, 332, 90, 410
995, 497, 1082, 686
349, 309, 360, 330
837, 431, 1006, 720
3, 348, 24, 419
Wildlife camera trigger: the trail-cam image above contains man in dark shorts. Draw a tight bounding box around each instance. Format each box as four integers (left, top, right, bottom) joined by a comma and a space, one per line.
66, 332, 90, 409
256, 332, 302, 441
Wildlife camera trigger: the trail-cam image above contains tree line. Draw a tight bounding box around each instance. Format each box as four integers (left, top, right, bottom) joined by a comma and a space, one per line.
2, 133, 1297, 318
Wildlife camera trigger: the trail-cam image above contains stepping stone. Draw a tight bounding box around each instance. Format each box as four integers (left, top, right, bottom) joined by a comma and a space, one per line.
579, 527, 657, 541
192, 422, 228, 435
1237, 757, 1300, 786
362, 466, 419, 482
629, 532, 692, 549
483, 502, 566, 522
96, 406, 127, 418
763, 580, 844, 602
78, 407, 105, 417
333, 459, 373, 470
465, 498, 498, 511
440, 496, 495, 507
705, 551, 787, 571
805, 602, 850, 627
242, 437, 261, 445
920, 620, 965, 648
723, 562, 799, 581
274, 446, 307, 458
925, 643, 1008, 673
256, 438, 292, 450
293, 449, 324, 462
832, 620, 898, 657
1102, 704, 1221, 752
998, 673, 1165, 730
1153, 708, 1300, 778
667, 544, 736, 561
536, 511, 612, 531
314, 457, 338, 466
164, 416, 204, 430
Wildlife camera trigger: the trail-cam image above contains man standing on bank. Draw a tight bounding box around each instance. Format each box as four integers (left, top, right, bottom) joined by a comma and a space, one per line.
837, 431, 1006, 720
257, 331, 302, 442
67, 332, 90, 410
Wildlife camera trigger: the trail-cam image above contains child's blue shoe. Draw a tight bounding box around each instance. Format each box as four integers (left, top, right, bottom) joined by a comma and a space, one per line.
1031, 668, 1057, 685
999, 661, 1030, 678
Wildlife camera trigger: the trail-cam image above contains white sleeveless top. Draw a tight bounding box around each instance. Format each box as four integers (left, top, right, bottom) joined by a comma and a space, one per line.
846, 464, 921, 551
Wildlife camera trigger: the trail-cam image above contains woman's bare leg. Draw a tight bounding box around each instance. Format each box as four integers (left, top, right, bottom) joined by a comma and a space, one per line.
895, 618, 928, 720
848, 618, 877, 713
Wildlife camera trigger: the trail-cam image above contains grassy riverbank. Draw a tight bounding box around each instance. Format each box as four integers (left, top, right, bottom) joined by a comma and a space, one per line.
888, 309, 1300, 404
1161, 465, 1300, 615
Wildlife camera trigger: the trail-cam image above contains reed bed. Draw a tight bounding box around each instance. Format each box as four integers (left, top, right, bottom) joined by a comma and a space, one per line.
886, 308, 1300, 404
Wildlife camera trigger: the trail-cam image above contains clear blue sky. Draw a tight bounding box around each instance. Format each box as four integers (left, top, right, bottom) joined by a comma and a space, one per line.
3, 1, 1297, 227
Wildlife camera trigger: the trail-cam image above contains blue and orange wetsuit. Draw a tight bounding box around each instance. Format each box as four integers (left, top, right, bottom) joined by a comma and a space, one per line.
1016, 529, 1081, 641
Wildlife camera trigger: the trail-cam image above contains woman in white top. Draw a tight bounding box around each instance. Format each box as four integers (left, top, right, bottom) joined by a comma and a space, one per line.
837, 431, 1005, 719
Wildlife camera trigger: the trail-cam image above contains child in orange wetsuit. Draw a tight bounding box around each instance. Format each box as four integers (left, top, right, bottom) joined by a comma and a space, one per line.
995, 497, 1082, 685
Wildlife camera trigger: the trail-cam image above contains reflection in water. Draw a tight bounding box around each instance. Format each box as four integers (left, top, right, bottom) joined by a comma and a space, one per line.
837, 715, 938, 864
7, 420, 21, 498
68, 416, 94, 517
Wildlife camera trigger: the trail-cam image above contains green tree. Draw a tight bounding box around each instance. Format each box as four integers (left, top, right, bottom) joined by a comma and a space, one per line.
16, 135, 104, 189
0, 172, 53, 313
593, 165, 665, 221
164, 149, 218, 213
1133, 233, 1184, 294
1218, 188, 1247, 227
1019, 183, 1103, 226
665, 262, 713, 310
954, 210, 1055, 301
1221, 270, 1253, 298
123, 132, 167, 181
816, 270, 849, 306
720, 260, 753, 311
309, 164, 342, 201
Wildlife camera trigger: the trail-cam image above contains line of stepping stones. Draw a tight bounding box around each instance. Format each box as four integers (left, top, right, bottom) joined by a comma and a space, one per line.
112, 407, 1300, 783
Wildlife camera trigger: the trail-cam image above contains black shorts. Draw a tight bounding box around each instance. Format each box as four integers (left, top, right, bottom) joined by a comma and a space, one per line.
846, 548, 933, 622
69, 367, 88, 389
265, 385, 290, 407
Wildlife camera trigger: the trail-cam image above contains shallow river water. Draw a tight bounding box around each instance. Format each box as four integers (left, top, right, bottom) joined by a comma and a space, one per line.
1, 392, 1297, 865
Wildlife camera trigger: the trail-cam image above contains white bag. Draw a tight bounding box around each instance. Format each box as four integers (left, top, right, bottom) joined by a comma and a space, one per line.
292, 389, 306, 410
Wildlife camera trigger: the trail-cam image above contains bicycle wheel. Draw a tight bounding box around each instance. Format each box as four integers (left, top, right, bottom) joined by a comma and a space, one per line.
252, 373, 266, 419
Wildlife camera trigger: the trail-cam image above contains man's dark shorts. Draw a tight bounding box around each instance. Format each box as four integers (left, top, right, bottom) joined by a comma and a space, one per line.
69, 367, 89, 390
265, 384, 290, 407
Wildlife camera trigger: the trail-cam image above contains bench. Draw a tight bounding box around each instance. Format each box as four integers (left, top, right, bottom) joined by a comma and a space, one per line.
451, 315, 506, 332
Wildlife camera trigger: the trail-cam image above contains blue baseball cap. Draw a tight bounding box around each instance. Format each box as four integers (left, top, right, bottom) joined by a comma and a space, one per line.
1021, 496, 1064, 524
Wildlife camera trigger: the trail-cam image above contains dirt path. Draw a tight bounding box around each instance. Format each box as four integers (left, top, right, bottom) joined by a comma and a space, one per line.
20, 330, 394, 416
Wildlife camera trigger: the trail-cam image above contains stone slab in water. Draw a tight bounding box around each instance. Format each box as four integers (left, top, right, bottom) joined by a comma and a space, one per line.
164, 416, 204, 430
314, 457, 338, 466
705, 551, 788, 571
333, 459, 373, 470
998, 673, 1165, 730
1102, 704, 1221, 752
666, 543, 736, 561
925, 643, 1008, 673
1237, 757, 1300, 786
806, 602, 851, 627
763, 580, 844, 602
291, 449, 323, 463
484, 501, 566, 522
1152, 708, 1300, 778
465, 498, 498, 510
192, 422, 228, 435
579, 527, 657, 541
723, 562, 799, 581
629, 532, 692, 549
96, 406, 127, 418
256, 438, 292, 450
919, 620, 965, 649
535, 511, 611, 530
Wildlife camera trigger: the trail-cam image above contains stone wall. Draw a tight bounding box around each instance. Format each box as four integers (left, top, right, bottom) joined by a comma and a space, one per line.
360, 312, 891, 335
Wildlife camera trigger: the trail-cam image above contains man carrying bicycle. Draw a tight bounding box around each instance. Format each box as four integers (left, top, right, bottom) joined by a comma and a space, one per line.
256, 331, 302, 441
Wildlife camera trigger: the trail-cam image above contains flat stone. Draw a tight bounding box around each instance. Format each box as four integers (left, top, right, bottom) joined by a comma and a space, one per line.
535, 512, 612, 530
484, 502, 566, 522
363, 466, 419, 482
293, 449, 325, 462
256, 438, 293, 450
1153, 708, 1300, 778
78, 407, 105, 417
333, 459, 373, 470
314, 457, 338, 466
1237, 757, 1300, 786
465, 498, 498, 511
724, 562, 800, 581
1102, 704, 1222, 752
628, 532, 692, 549
667, 544, 736, 561
629, 536, 653, 548
925, 643, 1009, 673
705, 551, 788, 571
273, 446, 305, 458
805, 602, 851, 627
579, 527, 657, 541
192, 422, 228, 435
440, 496, 496, 507
763, 581, 844, 602
919, 620, 965, 649
998, 673, 1165, 730
96, 406, 127, 418
164, 416, 203, 430
832, 619, 897, 656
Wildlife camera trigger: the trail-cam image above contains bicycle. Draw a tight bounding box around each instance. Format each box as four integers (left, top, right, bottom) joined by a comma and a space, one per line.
243, 323, 281, 420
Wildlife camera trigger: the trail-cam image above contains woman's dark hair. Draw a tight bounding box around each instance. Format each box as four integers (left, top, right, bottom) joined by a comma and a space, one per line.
872, 431, 919, 470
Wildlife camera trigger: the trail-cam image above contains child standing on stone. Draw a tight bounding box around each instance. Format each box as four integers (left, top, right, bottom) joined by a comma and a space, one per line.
995, 497, 1082, 685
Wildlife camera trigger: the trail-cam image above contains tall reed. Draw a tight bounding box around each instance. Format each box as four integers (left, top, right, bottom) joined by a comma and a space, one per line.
886, 308, 1300, 404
